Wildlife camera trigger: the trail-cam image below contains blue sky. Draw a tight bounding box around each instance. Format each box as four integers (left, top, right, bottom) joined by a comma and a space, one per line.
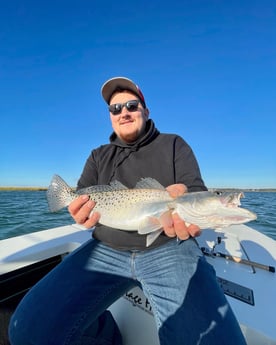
1, 0, 275, 189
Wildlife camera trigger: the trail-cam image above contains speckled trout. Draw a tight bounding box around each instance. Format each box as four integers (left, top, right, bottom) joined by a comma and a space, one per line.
47, 175, 257, 246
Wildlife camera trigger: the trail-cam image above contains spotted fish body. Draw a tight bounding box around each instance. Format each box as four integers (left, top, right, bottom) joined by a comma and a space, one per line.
47, 175, 257, 246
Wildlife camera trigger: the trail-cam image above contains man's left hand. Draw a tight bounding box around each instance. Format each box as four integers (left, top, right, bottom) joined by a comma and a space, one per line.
163, 184, 201, 239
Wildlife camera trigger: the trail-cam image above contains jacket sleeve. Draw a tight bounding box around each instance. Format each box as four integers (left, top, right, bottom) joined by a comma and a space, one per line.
174, 136, 208, 192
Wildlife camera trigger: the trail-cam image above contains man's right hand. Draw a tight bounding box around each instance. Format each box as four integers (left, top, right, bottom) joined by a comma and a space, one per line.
68, 195, 100, 228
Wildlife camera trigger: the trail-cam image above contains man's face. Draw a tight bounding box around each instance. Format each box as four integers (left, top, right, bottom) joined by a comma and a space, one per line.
109, 91, 149, 143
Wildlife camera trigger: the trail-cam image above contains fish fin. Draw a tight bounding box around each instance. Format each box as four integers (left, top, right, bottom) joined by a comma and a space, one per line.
138, 216, 162, 234
109, 180, 128, 190
146, 230, 163, 247
135, 178, 165, 190
46, 175, 75, 212
159, 210, 174, 228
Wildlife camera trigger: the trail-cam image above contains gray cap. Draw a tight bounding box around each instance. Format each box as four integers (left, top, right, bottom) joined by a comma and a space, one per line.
101, 77, 146, 106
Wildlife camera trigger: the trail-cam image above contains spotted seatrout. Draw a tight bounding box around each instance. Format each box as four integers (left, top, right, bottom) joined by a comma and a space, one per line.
47, 175, 257, 246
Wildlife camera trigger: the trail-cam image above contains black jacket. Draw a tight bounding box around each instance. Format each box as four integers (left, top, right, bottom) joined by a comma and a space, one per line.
77, 120, 207, 250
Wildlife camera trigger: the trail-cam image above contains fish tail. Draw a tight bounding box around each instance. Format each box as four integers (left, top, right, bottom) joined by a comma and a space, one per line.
46, 174, 75, 212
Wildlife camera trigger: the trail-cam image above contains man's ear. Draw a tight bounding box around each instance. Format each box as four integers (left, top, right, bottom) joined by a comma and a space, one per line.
144, 107, 150, 119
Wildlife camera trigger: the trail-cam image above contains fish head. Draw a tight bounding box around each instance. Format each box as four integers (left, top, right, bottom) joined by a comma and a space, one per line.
174, 191, 257, 229
215, 191, 243, 207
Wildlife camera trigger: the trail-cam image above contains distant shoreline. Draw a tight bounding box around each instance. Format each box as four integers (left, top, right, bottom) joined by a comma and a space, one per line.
0, 187, 276, 192
208, 188, 276, 193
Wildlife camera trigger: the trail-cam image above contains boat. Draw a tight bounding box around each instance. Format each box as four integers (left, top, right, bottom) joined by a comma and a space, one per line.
1, 223, 276, 345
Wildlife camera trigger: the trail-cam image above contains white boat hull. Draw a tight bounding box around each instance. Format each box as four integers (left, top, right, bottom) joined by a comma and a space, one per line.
1, 224, 276, 344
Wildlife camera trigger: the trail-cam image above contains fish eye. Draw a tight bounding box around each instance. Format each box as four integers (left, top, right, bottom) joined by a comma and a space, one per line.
214, 191, 222, 195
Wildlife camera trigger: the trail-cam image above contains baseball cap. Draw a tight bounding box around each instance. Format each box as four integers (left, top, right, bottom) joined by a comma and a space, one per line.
101, 77, 146, 106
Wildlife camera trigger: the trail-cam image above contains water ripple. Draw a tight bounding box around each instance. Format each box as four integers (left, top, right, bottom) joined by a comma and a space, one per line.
0, 191, 72, 240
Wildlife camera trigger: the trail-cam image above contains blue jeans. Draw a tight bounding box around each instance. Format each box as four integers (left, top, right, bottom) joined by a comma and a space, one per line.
9, 238, 246, 345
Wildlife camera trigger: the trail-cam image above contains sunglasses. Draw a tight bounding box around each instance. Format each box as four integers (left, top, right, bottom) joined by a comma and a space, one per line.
108, 100, 142, 115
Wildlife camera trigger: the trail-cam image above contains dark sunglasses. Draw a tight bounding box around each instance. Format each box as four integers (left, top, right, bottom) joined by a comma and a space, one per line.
108, 100, 142, 115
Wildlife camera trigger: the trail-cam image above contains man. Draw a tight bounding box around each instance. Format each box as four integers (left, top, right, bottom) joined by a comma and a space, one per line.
9, 77, 246, 344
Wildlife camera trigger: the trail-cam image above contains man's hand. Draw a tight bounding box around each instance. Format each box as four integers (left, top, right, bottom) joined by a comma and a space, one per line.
163, 184, 201, 239
68, 195, 100, 228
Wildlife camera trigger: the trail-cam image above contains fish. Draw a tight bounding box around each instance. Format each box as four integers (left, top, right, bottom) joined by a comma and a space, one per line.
46, 175, 257, 246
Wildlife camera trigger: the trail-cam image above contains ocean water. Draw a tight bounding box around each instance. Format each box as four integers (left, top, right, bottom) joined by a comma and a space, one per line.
0, 191, 275, 241
0, 191, 72, 240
